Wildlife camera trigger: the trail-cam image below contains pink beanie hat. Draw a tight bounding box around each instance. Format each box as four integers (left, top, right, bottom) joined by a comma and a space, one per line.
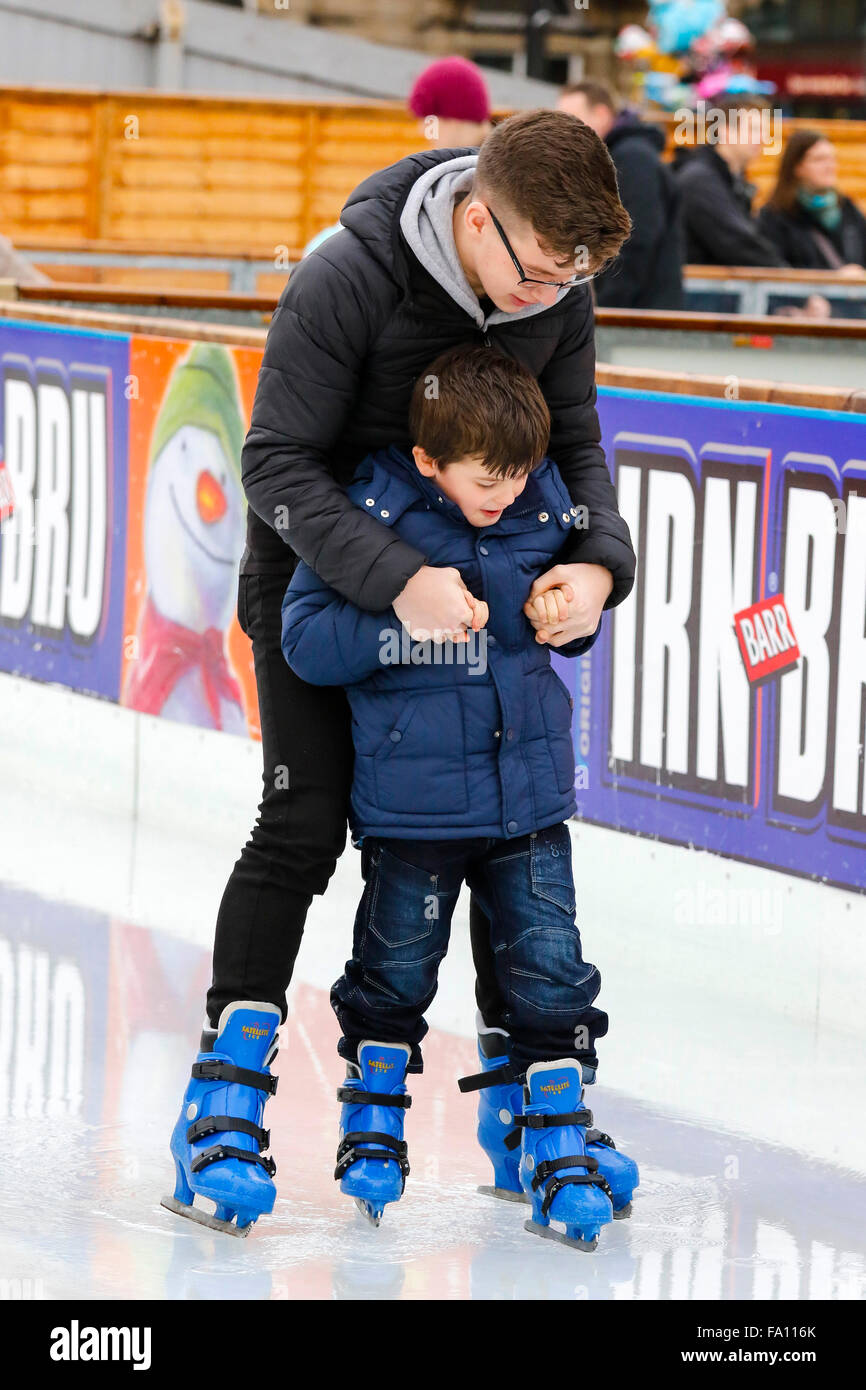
408, 56, 492, 125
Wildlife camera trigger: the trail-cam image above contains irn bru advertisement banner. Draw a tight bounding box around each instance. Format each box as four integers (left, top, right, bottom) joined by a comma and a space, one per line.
0, 320, 129, 698
570, 388, 866, 893
0, 318, 864, 891
0, 321, 261, 737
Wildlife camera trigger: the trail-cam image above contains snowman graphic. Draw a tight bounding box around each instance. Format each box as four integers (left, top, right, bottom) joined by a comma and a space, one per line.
124, 343, 248, 734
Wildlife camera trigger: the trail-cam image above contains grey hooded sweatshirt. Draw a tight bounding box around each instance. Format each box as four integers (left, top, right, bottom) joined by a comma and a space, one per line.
399, 153, 572, 330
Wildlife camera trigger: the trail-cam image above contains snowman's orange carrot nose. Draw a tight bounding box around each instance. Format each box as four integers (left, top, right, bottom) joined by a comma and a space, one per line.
196, 470, 227, 524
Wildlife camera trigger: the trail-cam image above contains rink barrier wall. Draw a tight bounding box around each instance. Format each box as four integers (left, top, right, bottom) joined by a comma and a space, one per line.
0, 300, 864, 892
10, 244, 866, 315
7, 282, 866, 392
1, 84, 865, 253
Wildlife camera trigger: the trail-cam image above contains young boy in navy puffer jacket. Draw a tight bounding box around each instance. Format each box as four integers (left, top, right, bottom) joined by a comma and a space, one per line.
281, 347, 638, 1246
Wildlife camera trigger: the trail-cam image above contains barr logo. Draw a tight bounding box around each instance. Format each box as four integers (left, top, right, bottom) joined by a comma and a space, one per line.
540, 1079, 569, 1095
370, 1058, 394, 1073
242, 1024, 269, 1040
733, 595, 800, 685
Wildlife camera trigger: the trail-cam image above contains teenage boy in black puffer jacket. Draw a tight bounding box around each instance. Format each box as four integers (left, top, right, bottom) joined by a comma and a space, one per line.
165, 110, 637, 1239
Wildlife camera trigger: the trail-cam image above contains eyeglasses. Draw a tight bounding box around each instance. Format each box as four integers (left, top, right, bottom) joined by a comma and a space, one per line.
486, 205, 592, 290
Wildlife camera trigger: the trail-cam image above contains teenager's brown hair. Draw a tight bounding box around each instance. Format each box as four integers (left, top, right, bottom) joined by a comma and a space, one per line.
767, 129, 829, 214
409, 345, 550, 479
472, 108, 631, 273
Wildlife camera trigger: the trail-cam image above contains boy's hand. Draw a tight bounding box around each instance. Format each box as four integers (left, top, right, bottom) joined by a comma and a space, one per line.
525, 585, 572, 632
523, 562, 613, 646
394, 565, 477, 644
464, 590, 489, 632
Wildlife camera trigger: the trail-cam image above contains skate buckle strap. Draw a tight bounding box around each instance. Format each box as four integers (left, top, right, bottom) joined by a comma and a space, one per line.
586, 1127, 616, 1149
334, 1131, 410, 1190
336, 1086, 411, 1109
530, 1156, 613, 1218
503, 1105, 593, 1151
186, 1114, 270, 1149
513, 1107, 593, 1132
190, 1144, 277, 1178
192, 1059, 278, 1095
457, 1063, 522, 1093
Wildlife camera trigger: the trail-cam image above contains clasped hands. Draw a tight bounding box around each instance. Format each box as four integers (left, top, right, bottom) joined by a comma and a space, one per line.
393, 561, 613, 648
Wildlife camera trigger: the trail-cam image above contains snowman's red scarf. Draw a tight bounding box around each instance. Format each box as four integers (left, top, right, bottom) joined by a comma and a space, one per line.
124, 596, 243, 731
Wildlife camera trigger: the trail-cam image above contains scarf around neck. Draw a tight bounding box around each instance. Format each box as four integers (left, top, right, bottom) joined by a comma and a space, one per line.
798, 186, 842, 231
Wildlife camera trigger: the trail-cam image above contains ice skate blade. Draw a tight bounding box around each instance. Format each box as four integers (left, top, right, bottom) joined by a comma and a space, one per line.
524, 1218, 600, 1253
353, 1197, 383, 1228
161, 1194, 251, 1238
478, 1183, 529, 1205
613, 1201, 633, 1220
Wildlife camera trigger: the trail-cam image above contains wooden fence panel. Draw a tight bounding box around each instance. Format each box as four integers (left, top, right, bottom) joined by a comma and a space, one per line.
2, 86, 865, 256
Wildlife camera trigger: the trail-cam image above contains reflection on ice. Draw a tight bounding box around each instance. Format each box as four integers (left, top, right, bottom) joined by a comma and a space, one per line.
0, 880, 864, 1302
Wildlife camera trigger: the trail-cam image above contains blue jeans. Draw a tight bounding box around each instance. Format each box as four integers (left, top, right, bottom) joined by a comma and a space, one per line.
331, 822, 607, 1077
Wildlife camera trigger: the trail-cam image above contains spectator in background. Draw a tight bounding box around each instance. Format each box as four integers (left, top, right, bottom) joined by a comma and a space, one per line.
408, 56, 493, 150
675, 97, 786, 268
0, 232, 49, 285
558, 81, 683, 310
301, 57, 494, 260
757, 131, 866, 276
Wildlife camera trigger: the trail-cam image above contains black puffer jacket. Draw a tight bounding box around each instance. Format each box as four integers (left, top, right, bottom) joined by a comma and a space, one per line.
241, 147, 636, 611
676, 146, 786, 268
757, 195, 866, 270
596, 116, 683, 309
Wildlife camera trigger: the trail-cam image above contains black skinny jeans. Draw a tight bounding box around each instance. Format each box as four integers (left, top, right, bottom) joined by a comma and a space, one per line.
207, 573, 505, 1029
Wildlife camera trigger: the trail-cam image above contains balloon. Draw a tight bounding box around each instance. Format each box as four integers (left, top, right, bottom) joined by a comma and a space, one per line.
647, 0, 725, 56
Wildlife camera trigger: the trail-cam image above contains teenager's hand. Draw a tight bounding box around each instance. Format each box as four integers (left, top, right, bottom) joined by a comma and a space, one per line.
394, 565, 476, 644
523, 562, 613, 646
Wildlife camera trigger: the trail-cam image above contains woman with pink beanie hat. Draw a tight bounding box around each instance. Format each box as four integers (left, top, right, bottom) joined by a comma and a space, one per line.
303, 56, 493, 258
408, 55, 493, 149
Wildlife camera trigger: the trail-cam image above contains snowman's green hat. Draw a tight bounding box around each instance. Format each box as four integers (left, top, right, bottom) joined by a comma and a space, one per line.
150, 342, 245, 477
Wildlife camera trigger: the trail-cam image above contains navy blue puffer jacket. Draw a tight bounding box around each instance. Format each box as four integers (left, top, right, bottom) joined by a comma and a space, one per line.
280, 446, 599, 841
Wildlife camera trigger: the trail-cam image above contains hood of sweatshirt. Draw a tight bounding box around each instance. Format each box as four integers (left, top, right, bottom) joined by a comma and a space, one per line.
338, 147, 572, 331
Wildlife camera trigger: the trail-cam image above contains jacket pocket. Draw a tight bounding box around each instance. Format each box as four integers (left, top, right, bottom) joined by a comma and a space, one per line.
538, 667, 577, 797
373, 690, 469, 816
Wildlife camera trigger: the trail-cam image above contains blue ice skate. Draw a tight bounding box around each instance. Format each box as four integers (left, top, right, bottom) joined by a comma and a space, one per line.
582, 1106, 640, 1220
334, 1041, 411, 1227
461, 1021, 638, 1219
517, 1058, 614, 1252
468, 1024, 527, 1203
162, 1000, 280, 1237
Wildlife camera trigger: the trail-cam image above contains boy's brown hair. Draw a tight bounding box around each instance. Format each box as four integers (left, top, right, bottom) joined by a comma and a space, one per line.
409, 345, 550, 479
473, 108, 631, 275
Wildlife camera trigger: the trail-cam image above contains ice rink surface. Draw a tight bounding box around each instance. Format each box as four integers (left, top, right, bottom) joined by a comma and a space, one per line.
1, 686, 864, 1303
